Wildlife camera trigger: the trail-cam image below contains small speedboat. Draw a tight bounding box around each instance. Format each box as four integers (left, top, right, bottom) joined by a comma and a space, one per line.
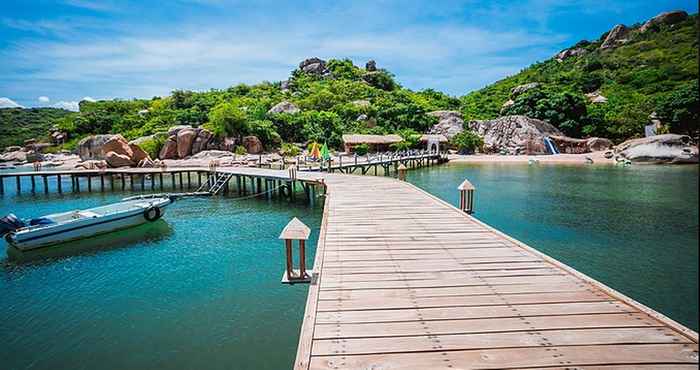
1, 196, 174, 251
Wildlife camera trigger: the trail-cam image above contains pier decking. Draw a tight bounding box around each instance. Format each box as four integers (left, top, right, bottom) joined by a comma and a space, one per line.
296, 174, 699, 369
1, 165, 697, 368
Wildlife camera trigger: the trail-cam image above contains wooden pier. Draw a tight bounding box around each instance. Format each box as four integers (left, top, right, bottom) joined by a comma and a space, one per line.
298, 151, 447, 175
295, 174, 699, 369
1, 165, 697, 368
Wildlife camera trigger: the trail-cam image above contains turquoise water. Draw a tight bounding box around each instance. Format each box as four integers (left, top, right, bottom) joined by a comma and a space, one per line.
0, 174, 321, 370
1, 164, 698, 370
406, 162, 699, 331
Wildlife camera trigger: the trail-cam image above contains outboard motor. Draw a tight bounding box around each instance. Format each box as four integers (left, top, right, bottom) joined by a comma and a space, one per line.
0, 214, 26, 236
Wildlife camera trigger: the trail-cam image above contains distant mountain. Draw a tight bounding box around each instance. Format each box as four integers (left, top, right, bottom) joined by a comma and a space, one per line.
0, 107, 74, 148
461, 11, 698, 142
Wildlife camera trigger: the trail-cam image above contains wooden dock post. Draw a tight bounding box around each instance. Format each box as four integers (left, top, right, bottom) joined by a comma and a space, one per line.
57, 174, 62, 193
280, 217, 312, 284
42, 175, 48, 194
458, 179, 475, 214
397, 163, 407, 181
0, 176, 4, 195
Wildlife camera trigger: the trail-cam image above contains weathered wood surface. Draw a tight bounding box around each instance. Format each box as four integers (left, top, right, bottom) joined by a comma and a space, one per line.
296, 173, 699, 370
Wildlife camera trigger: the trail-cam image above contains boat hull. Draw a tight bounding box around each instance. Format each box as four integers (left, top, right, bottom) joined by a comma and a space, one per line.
6, 199, 171, 251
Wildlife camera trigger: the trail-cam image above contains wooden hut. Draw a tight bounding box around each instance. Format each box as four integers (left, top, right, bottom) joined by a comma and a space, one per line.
342, 134, 402, 153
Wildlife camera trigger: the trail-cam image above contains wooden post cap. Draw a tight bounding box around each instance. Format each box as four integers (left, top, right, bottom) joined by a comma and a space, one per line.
279, 217, 311, 240
457, 179, 475, 190
397, 164, 407, 170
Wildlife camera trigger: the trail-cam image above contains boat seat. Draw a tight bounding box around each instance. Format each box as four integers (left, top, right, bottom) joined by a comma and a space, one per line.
77, 211, 99, 218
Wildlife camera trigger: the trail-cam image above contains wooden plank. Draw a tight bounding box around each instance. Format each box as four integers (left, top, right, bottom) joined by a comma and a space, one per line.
309, 344, 698, 370
312, 327, 691, 356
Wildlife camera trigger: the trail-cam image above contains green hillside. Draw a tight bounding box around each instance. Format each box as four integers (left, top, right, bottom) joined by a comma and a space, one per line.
461, 13, 698, 142
0, 107, 75, 148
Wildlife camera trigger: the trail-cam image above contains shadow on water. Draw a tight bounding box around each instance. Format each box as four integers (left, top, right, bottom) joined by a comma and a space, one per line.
3, 220, 174, 265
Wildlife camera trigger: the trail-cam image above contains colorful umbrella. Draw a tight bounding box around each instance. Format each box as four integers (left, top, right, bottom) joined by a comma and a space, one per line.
309, 142, 321, 159
320, 142, 331, 161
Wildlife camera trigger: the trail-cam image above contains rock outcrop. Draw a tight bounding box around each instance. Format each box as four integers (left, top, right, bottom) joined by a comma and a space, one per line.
585, 90, 608, 103
105, 152, 134, 167
365, 60, 377, 72
102, 135, 134, 159
427, 111, 464, 140
510, 83, 540, 98
77, 134, 117, 160
0, 150, 27, 163
159, 136, 179, 159
615, 134, 698, 164
467, 115, 563, 155
556, 47, 586, 61
640, 10, 688, 32
242, 136, 263, 154
191, 150, 236, 159
192, 129, 214, 154
268, 101, 300, 115
600, 24, 629, 49
129, 143, 150, 163
549, 136, 613, 154
176, 128, 198, 158
299, 57, 330, 76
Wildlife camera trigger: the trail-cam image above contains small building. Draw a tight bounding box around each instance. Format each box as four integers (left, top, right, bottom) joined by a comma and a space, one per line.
420, 134, 448, 153
342, 134, 402, 153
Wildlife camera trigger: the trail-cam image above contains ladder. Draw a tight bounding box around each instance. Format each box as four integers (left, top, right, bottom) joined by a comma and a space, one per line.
196, 172, 233, 195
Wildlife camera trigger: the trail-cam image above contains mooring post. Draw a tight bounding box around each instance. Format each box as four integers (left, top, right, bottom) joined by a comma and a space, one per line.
57, 174, 62, 193
121, 173, 126, 190
280, 217, 312, 284
397, 163, 407, 181
458, 179, 475, 214
0, 176, 4, 195
42, 175, 48, 194
30, 175, 36, 193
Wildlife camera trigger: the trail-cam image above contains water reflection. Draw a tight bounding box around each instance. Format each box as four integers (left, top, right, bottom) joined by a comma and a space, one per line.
4, 220, 174, 264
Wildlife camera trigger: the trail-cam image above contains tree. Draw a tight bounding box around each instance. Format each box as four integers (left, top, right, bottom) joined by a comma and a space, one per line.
656, 81, 699, 137
207, 102, 249, 139
451, 130, 484, 154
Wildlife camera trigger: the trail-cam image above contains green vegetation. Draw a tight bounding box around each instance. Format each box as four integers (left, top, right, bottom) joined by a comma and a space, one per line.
0, 107, 74, 148
353, 143, 369, 156
461, 14, 698, 141
280, 142, 301, 157
2, 14, 696, 150
451, 129, 484, 154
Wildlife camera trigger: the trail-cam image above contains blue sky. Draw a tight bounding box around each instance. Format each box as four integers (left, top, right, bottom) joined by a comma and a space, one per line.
0, 0, 697, 110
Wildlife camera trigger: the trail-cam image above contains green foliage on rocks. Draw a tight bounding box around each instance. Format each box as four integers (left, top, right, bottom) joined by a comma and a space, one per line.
0, 107, 74, 147
451, 129, 484, 154
460, 13, 698, 141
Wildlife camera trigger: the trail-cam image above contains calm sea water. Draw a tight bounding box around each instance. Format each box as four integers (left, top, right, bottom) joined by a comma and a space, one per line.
0, 163, 697, 369
0, 174, 321, 370
407, 162, 699, 331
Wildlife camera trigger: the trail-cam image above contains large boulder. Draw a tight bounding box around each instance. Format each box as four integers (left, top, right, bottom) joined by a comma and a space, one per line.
365, 60, 377, 72
615, 134, 698, 164
468, 115, 563, 155
600, 24, 629, 49
3, 146, 22, 153
192, 129, 214, 154
159, 136, 179, 159
510, 83, 540, 98
167, 125, 192, 137
640, 10, 688, 32
102, 135, 133, 158
77, 134, 118, 160
0, 150, 27, 163
176, 128, 198, 158
585, 90, 608, 103
555, 47, 585, 61
242, 136, 263, 154
587, 137, 613, 152
299, 57, 329, 76
26, 151, 44, 162
268, 101, 300, 115
427, 111, 464, 140
105, 151, 135, 168
129, 143, 150, 163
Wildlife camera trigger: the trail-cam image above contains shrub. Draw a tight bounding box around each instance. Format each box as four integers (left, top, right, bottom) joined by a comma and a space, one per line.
451, 130, 484, 154
234, 145, 247, 155
354, 143, 369, 155
280, 142, 301, 157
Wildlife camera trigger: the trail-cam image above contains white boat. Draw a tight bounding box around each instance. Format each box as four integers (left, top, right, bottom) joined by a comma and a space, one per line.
1, 196, 174, 251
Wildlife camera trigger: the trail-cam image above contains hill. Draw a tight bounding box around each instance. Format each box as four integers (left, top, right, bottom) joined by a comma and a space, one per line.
0, 107, 75, 148
461, 11, 698, 142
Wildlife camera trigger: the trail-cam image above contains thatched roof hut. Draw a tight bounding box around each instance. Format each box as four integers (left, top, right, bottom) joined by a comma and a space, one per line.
342, 134, 402, 153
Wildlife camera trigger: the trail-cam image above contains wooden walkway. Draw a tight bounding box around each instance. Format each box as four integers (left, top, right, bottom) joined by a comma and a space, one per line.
296, 174, 699, 369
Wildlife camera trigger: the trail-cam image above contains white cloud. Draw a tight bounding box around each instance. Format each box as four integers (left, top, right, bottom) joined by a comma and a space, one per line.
38, 96, 50, 103
0, 97, 23, 108
50, 97, 97, 111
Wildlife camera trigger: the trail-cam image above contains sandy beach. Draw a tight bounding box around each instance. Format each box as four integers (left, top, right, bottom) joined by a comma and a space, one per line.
448, 151, 616, 165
